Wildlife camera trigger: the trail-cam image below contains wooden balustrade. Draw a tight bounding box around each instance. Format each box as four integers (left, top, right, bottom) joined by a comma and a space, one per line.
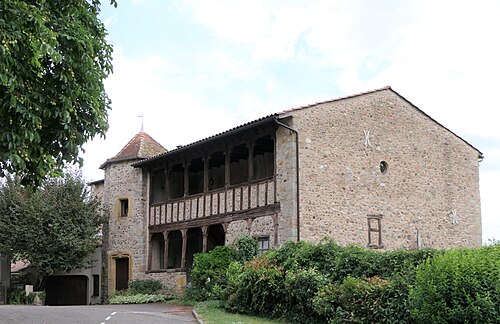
149, 177, 276, 226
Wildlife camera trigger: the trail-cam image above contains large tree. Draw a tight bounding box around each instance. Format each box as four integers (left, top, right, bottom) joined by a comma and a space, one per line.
0, 0, 114, 186
0, 172, 104, 289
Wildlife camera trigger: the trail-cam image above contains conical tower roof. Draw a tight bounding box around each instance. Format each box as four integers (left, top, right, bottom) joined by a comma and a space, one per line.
100, 131, 166, 169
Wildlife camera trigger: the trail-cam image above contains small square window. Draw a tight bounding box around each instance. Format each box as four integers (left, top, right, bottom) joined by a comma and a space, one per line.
258, 237, 270, 255
120, 199, 129, 217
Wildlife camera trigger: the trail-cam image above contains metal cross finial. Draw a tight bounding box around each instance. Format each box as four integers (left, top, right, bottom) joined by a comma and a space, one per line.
138, 113, 144, 131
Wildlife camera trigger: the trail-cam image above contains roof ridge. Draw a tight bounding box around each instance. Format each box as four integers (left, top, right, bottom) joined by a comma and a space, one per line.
100, 131, 167, 169
278, 86, 392, 115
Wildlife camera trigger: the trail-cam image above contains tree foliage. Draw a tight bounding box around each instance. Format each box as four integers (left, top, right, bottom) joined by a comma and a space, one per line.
0, 0, 114, 186
0, 172, 104, 289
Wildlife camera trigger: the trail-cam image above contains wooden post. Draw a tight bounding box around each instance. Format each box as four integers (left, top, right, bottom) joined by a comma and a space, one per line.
246, 218, 253, 235
203, 155, 209, 192
163, 231, 169, 270
147, 233, 153, 270
184, 160, 189, 197
164, 164, 169, 202
202, 226, 208, 253
225, 148, 231, 187
180, 229, 188, 270
248, 142, 254, 181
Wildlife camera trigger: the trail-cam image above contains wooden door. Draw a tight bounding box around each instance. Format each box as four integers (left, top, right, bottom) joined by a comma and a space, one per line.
115, 258, 129, 291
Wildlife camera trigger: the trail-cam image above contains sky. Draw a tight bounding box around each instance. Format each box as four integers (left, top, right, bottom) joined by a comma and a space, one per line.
81, 0, 500, 242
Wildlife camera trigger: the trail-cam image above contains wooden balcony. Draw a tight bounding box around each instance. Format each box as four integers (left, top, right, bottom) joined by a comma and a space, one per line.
149, 177, 277, 226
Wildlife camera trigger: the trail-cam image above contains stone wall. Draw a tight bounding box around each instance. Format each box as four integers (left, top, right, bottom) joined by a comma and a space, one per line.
288, 89, 481, 249
102, 160, 149, 295
275, 125, 298, 246
225, 215, 276, 247
145, 271, 187, 296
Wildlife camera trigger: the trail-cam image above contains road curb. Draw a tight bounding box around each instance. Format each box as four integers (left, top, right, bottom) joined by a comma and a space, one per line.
192, 309, 203, 324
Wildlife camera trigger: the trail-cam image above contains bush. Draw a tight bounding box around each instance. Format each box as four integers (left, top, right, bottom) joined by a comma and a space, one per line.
129, 279, 163, 295
314, 275, 413, 323
234, 235, 259, 262
410, 245, 500, 323
225, 257, 285, 317
109, 293, 165, 304
7, 288, 27, 304
219, 239, 438, 322
7, 288, 46, 305
185, 245, 238, 301
265, 238, 434, 282
182, 237, 441, 322
282, 268, 327, 323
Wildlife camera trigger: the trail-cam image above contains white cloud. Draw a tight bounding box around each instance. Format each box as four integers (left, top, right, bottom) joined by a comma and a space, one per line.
355, 0, 500, 140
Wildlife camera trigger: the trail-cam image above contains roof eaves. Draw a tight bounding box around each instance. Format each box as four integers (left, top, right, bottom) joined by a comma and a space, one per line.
133, 115, 278, 168
88, 179, 104, 186
100, 156, 146, 169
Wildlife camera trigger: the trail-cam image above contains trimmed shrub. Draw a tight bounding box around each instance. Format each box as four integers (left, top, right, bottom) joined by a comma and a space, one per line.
265, 238, 434, 282
225, 257, 285, 317
410, 244, 500, 323
7, 288, 27, 304
314, 275, 413, 323
186, 245, 238, 301
129, 279, 163, 295
235, 235, 259, 262
183, 237, 441, 322
109, 293, 165, 304
282, 268, 327, 323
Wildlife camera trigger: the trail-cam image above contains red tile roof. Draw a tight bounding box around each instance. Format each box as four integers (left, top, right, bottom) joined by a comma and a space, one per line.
100, 131, 167, 169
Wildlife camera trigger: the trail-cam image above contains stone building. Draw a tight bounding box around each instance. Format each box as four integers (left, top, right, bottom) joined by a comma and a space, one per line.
93, 87, 482, 295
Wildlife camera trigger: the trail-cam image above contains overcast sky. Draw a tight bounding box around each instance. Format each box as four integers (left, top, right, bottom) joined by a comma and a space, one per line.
81, 0, 500, 242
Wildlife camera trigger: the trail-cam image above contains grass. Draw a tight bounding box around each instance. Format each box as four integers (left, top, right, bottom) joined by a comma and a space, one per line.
194, 300, 283, 324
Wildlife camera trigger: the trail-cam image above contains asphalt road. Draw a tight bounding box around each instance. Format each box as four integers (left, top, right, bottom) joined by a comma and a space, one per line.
0, 303, 197, 324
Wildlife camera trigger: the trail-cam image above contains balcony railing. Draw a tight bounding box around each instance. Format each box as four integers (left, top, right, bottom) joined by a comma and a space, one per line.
149, 177, 276, 226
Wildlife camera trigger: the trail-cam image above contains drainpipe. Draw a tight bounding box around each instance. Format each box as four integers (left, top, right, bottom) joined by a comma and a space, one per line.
274, 118, 300, 242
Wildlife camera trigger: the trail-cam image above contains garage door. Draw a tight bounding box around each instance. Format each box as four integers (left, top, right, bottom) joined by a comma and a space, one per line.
46, 275, 88, 305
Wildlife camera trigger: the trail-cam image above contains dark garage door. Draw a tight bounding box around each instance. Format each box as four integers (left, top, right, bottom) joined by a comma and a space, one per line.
46, 275, 88, 305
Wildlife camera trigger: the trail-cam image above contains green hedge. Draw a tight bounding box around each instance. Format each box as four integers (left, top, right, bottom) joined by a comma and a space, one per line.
410, 244, 500, 323
129, 279, 163, 294
314, 275, 413, 323
266, 239, 436, 281
185, 237, 499, 323
186, 236, 260, 301
186, 245, 238, 301
225, 258, 285, 317
223, 239, 433, 323
109, 293, 165, 304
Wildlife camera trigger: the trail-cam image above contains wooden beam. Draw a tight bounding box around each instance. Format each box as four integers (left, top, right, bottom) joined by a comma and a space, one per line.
149, 203, 280, 233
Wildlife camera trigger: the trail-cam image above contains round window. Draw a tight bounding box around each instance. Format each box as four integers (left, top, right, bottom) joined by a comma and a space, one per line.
380, 161, 388, 174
